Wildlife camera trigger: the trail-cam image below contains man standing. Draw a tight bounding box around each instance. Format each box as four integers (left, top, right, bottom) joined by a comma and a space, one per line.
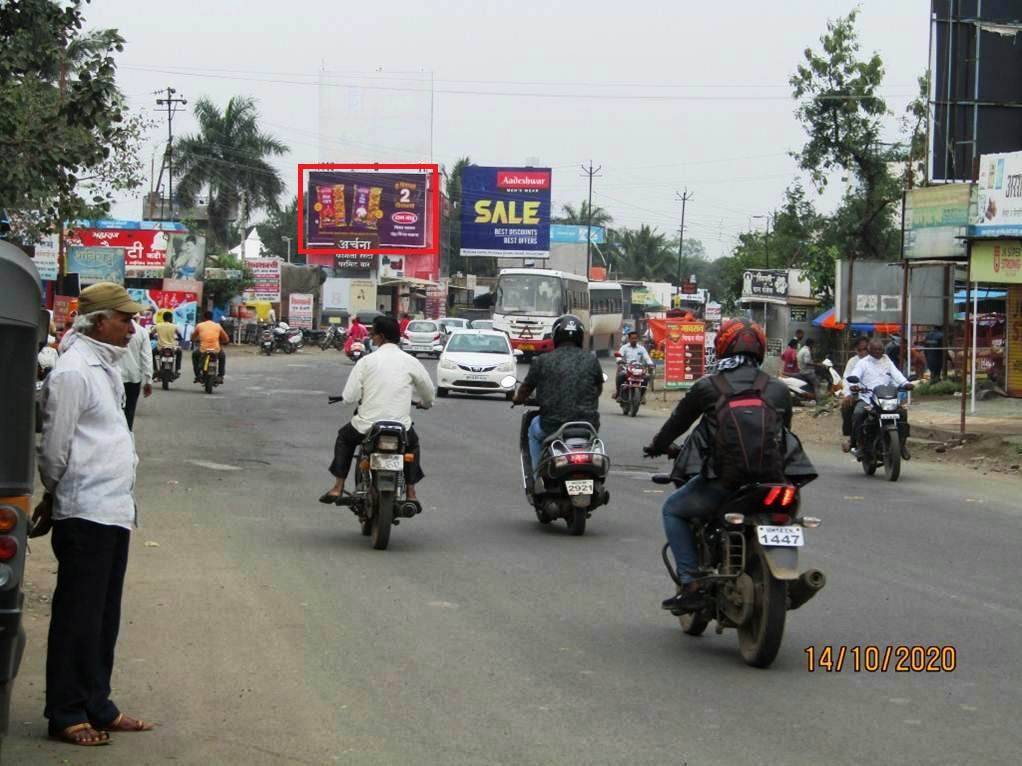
191, 310, 229, 383
797, 337, 819, 394
38, 282, 154, 746
119, 316, 153, 430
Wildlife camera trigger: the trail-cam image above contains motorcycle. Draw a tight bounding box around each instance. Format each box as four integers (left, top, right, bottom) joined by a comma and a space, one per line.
327, 395, 424, 550
347, 340, 368, 363
197, 351, 222, 394
846, 375, 911, 482
616, 358, 650, 417
509, 375, 611, 536
319, 324, 346, 351
273, 322, 303, 354
260, 326, 274, 355
156, 347, 179, 390
653, 463, 825, 668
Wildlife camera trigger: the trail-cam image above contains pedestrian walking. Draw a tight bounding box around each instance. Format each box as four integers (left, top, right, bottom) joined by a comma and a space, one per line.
37, 282, 156, 747
119, 318, 153, 430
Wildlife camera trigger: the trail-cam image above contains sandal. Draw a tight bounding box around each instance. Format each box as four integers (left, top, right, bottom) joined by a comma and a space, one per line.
99, 713, 154, 732
318, 491, 341, 505
53, 722, 111, 746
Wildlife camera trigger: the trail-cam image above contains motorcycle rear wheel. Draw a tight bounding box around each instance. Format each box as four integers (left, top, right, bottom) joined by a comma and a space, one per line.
883, 431, 902, 482
737, 546, 787, 668
567, 507, 587, 536
371, 492, 394, 550
534, 506, 552, 525
204, 376, 214, 394
161, 376, 169, 391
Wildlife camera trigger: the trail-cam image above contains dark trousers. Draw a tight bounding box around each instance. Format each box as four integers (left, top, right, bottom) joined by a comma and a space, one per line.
329, 422, 424, 485
852, 400, 910, 447
841, 397, 855, 437
123, 382, 141, 430
45, 519, 130, 733
191, 349, 226, 378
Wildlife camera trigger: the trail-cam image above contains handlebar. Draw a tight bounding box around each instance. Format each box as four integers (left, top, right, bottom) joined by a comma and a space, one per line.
328, 396, 344, 404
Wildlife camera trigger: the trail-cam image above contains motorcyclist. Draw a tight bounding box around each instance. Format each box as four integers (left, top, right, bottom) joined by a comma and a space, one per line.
512, 314, 604, 484
320, 315, 435, 507
344, 315, 369, 356
848, 338, 913, 460
191, 310, 229, 383
643, 319, 793, 612
613, 330, 654, 403
151, 310, 183, 376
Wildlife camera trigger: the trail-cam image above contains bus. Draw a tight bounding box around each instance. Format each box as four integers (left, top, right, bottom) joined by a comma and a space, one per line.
492, 268, 590, 357
588, 281, 624, 354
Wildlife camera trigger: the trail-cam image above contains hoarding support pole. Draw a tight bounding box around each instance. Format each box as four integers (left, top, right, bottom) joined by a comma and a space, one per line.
960, 243, 972, 436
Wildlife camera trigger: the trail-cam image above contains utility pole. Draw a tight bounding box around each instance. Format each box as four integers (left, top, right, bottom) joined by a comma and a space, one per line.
675, 189, 693, 302
581, 161, 602, 279
155, 87, 187, 221
752, 213, 773, 269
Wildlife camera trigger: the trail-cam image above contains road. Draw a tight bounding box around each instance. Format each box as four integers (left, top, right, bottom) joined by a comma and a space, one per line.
7, 348, 1021, 765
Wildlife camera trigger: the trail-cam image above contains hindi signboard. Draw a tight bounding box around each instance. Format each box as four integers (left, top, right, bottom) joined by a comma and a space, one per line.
904, 183, 971, 259
65, 246, 126, 285
244, 258, 282, 302
288, 293, 314, 329
664, 319, 705, 389
460, 166, 552, 258
971, 240, 1022, 284
974, 151, 1022, 237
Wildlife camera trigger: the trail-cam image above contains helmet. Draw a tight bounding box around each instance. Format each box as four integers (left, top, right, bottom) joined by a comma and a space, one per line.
552, 314, 586, 348
715, 318, 767, 363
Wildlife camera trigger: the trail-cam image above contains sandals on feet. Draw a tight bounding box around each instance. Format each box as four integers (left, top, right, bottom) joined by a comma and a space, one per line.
53, 723, 111, 746
318, 491, 341, 504
99, 713, 154, 732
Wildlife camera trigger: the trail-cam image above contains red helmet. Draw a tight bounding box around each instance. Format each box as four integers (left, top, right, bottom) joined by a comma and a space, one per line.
715, 318, 767, 363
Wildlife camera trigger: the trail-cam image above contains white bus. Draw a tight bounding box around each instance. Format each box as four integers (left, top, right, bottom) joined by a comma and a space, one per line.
589, 281, 624, 355
492, 268, 590, 357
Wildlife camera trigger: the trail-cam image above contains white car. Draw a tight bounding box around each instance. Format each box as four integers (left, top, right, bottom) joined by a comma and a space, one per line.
436, 330, 521, 400
401, 320, 445, 357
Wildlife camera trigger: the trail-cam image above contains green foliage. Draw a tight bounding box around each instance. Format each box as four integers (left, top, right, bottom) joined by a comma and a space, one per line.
553, 202, 613, 228
175, 96, 288, 249
256, 195, 298, 259
203, 253, 254, 309
0, 0, 149, 239
913, 380, 959, 397
442, 156, 471, 276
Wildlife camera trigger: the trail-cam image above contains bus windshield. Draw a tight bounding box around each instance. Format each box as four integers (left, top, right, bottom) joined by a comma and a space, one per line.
495, 274, 563, 317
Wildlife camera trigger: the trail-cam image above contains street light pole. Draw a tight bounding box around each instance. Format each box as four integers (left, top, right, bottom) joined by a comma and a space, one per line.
752, 213, 773, 269
282, 236, 292, 264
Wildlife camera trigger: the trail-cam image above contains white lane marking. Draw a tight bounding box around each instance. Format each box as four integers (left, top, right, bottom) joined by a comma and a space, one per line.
427, 601, 459, 609
187, 459, 243, 472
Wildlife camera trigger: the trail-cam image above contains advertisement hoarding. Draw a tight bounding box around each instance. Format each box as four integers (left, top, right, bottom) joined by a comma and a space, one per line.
128, 289, 198, 333
30, 235, 59, 281
66, 226, 180, 274
244, 258, 282, 302
163, 233, 207, 280
904, 184, 972, 259
663, 319, 705, 389
971, 240, 1022, 283
549, 224, 606, 244
974, 151, 1022, 237
288, 293, 314, 329
742, 270, 790, 300
299, 164, 439, 256
460, 166, 552, 258
66, 246, 126, 285
52, 296, 78, 332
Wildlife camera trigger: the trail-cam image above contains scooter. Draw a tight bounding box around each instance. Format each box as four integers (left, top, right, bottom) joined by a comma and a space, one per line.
273, 322, 303, 354
260, 327, 274, 355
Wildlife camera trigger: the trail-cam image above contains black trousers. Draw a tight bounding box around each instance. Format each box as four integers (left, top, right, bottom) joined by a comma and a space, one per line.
123, 382, 141, 430
852, 401, 910, 446
191, 349, 226, 378
45, 518, 130, 733
329, 422, 424, 485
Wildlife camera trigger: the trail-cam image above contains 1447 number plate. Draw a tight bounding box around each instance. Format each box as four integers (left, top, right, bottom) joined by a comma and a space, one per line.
756, 526, 804, 547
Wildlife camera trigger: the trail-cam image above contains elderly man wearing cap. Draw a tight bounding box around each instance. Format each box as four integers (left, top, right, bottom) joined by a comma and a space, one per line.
37, 282, 155, 747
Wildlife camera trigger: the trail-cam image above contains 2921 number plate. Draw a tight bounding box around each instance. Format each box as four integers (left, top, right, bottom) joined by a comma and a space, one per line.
565, 479, 594, 496
756, 526, 804, 547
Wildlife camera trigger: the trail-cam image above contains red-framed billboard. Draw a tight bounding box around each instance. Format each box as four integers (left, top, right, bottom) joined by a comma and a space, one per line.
298, 163, 440, 257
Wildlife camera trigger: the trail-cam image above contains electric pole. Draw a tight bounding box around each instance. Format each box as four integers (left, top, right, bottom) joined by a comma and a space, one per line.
155, 87, 187, 221
676, 189, 693, 302
581, 161, 602, 279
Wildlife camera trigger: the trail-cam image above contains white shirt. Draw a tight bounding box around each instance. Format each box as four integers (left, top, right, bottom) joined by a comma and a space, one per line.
848, 354, 908, 397
842, 354, 866, 397
618, 342, 653, 366
797, 345, 814, 373
342, 342, 436, 433
119, 320, 154, 385
39, 335, 138, 530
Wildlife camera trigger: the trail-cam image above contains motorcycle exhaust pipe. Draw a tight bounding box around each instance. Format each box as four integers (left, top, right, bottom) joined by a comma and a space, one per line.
788, 569, 827, 610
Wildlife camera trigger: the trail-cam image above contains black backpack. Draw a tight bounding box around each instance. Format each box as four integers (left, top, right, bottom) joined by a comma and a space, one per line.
710, 371, 785, 488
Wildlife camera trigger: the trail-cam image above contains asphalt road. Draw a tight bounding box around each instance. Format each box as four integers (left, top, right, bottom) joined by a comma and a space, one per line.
7, 348, 1021, 765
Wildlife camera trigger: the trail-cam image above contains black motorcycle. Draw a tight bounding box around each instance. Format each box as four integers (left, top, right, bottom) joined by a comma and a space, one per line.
156, 347, 179, 390
846, 375, 912, 482
654, 466, 825, 668
260, 327, 274, 355
319, 324, 346, 351
197, 351, 222, 394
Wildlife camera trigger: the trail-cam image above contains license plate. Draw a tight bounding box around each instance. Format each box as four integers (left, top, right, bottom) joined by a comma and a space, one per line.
880, 414, 900, 420
466, 374, 488, 380
565, 479, 594, 496
756, 526, 804, 547
370, 453, 404, 471
519, 344, 535, 351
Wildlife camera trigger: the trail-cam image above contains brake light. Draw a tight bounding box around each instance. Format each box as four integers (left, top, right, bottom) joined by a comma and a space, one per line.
763, 486, 782, 506
433, 334, 441, 341
780, 486, 797, 508
0, 537, 17, 562
567, 453, 592, 465
770, 513, 791, 525
0, 507, 17, 533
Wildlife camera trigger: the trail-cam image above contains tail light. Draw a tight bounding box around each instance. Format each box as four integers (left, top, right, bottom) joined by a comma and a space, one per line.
567, 453, 592, 465
376, 435, 400, 452
0, 507, 18, 533
0, 537, 17, 562
763, 485, 798, 509
433, 333, 441, 341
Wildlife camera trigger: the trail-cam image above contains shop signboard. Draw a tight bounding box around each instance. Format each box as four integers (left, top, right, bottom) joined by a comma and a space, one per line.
971, 240, 1022, 284
664, 319, 705, 389
1008, 285, 1022, 398
66, 246, 126, 285
742, 270, 789, 300
243, 258, 282, 302
288, 293, 314, 329
973, 151, 1022, 237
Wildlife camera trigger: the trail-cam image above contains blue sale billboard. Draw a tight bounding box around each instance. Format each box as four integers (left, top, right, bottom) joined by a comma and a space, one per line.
460, 166, 552, 258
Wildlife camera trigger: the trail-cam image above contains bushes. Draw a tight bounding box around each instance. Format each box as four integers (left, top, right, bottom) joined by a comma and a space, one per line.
913, 380, 959, 397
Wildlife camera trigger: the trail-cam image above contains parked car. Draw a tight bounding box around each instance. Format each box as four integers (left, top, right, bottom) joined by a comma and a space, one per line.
439, 317, 470, 337
401, 320, 445, 357
469, 319, 494, 331
436, 330, 521, 400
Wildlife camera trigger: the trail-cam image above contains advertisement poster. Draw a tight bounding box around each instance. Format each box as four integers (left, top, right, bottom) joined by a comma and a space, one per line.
128, 289, 198, 332
66, 246, 126, 285
904, 184, 971, 259
288, 293, 314, 329
663, 319, 706, 389
244, 258, 282, 302
460, 166, 552, 258
742, 270, 789, 300
52, 296, 78, 332
549, 224, 606, 244
65, 225, 187, 274
971, 240, 1022, 283
29, 235, 60, 281
425, 281, 448, 320
163, 278, 204, 304
163, 233, 207, 279
349, 280, 377, 313
305, 170, 429, 250
974, 151, 1022, 236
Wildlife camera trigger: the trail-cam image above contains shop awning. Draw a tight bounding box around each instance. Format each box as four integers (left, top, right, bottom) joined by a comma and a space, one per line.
378, 277, 441, 289
811, 307, 900, 334
954, 288, 1006, 302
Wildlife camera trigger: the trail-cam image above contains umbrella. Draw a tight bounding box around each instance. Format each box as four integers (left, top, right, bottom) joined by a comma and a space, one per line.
812, 307, 900, 334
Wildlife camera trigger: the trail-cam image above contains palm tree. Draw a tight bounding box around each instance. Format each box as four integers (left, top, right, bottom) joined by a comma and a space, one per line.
617, 225, 673, 281
553, 201, 613, 228
174, 96, 288, 249
442, 156, 472, 275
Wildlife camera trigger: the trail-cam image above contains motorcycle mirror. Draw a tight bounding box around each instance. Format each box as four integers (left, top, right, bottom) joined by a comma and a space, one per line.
846, 375, 860, 384
499, 375, 518, 389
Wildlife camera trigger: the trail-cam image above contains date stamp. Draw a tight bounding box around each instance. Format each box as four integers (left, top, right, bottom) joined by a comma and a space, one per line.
805, 645, 957, 673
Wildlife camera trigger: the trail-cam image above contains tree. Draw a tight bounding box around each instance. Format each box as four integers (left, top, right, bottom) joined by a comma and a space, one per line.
0, 0, 149, 240
202, 253, 254, 309
174, 96, 288, 249
255, 195, 298, 260
615, 225, 673, 282
552, 201, 613, 228
790, 10, 901, 262
442, 156, 471, 275
901, 72, 929, 189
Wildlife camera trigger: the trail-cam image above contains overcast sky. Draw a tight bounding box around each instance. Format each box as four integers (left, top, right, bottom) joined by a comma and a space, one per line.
90, 0, 931, 257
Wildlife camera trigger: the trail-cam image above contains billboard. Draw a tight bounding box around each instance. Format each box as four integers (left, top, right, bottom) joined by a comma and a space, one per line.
460, 166, 552, 258
244, 258, 282, 302
65, 225, 186, 275
163, 233, 207, 280
663, 319, 705, 389
549, 224, 606, 244
971, 240, 1022, 283
973, 151, 1022, 237
904, 184, 972, 259
66, 246, 126, 285
835, 260, 946, 326
127, 289, 198, 333
288, 293, 314, 329
299, 164, 439, 256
